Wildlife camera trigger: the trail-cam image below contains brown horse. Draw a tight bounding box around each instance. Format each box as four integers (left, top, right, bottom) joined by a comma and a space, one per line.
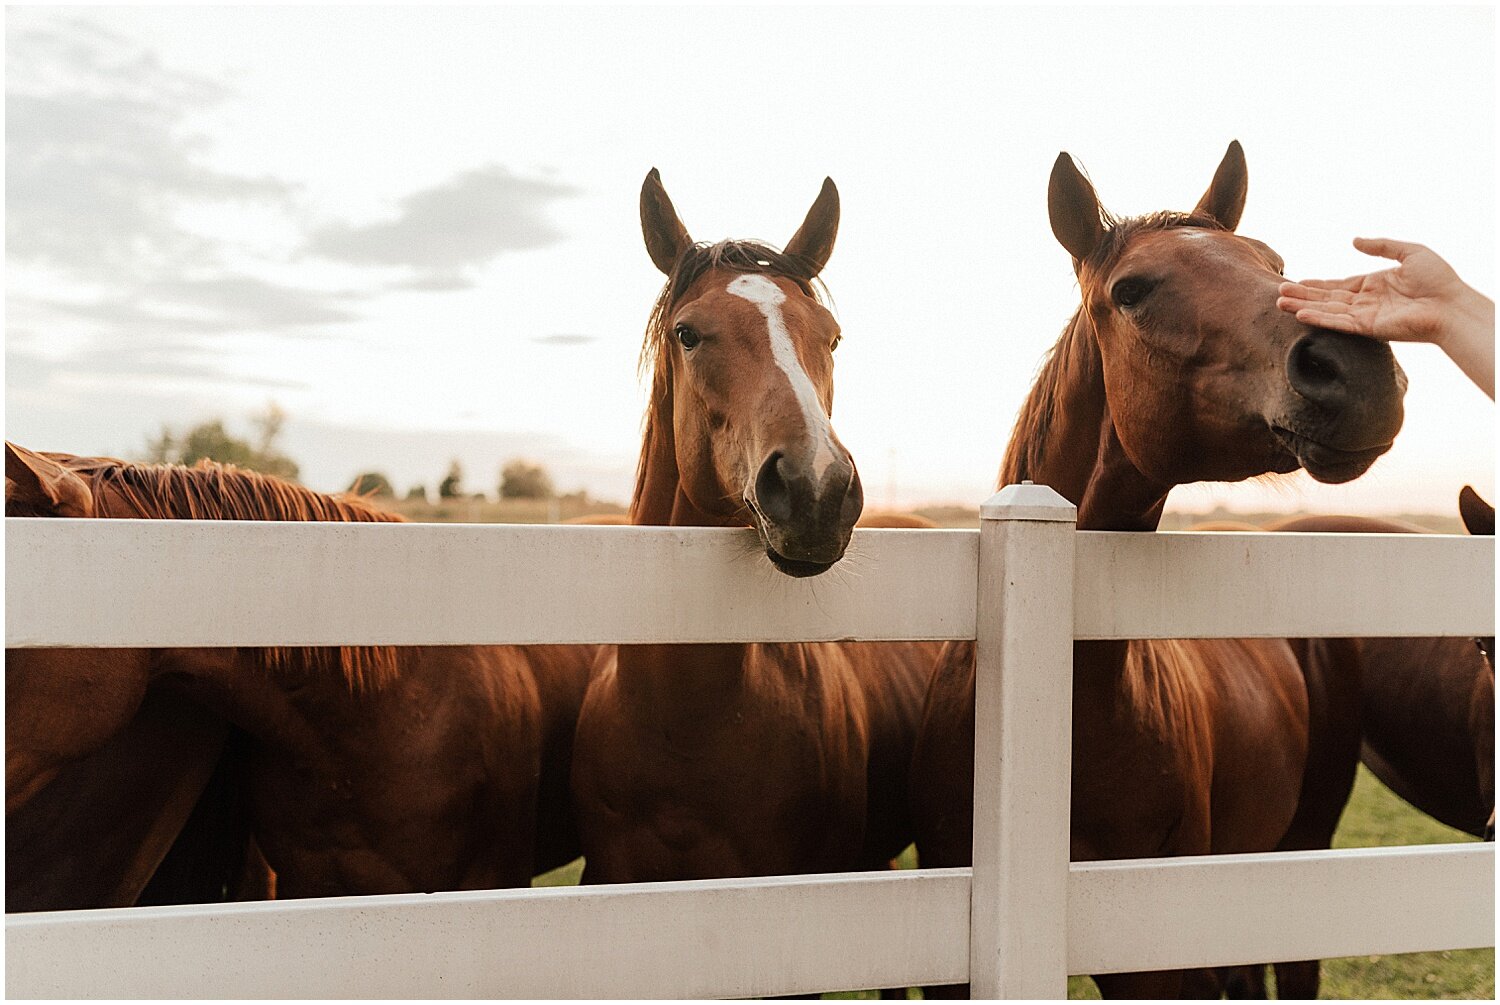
1271, 494, 1495, 840
570, 172, 936, 904
5, 443, 593, 906
910, 143, 1407, 998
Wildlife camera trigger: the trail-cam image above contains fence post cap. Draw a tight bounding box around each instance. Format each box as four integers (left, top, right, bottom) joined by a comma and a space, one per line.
980, 482, 1077, 523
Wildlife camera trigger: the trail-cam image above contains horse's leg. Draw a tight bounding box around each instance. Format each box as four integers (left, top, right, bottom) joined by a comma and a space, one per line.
137, 726, 254, 906
1093, 969, 1184, 999
1268, 960, 1318, 999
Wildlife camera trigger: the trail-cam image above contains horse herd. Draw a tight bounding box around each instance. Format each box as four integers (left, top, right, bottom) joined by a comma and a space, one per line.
5, 143, 1494, 1000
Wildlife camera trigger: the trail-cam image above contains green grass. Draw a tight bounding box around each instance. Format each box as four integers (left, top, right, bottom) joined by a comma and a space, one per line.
1314, 767, 1492, 1001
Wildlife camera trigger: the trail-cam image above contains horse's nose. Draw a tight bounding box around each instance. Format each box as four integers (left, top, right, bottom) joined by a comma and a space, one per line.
751, 448, 862, 571
1285, 329, 1406, 443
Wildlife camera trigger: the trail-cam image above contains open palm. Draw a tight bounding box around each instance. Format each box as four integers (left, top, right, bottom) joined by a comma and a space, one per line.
1278, 238, 1465, 343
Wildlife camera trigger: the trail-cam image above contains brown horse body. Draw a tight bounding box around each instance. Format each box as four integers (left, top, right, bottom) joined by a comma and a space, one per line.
5, 445, 593, 907
911, 143, 1407, 998
1271, 511, 1495, 839
571, 173, 936, 892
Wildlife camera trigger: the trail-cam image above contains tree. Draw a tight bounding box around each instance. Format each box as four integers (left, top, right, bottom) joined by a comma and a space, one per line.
144, 404, 299, 480
405, 485, 429, 503
438, 460, 464, 499
348, 471, 395, 497
500, 459, 555, 500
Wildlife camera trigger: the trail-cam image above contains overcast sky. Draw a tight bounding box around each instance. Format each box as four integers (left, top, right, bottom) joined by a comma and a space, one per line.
5, 7, 1494, 516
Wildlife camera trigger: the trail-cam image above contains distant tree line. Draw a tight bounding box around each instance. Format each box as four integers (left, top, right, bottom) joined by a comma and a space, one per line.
145, 404, 299, 481
144, 408, 585, 507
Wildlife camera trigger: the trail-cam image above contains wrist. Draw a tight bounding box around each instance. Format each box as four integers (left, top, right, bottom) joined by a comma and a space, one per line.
1431, 283, 1493, 348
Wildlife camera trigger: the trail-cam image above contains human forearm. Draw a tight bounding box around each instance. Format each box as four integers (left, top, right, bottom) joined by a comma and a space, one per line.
1437, 285, 1496, 399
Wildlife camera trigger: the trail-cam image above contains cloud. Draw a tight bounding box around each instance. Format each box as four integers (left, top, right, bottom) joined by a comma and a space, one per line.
386, 272, 475, 293
530, 334, 599, 346
140, 277, 362, 328
6, 344, 308, 392
5, 20, 294, 281
4, 16, 358, 394
307, 165, 578, 284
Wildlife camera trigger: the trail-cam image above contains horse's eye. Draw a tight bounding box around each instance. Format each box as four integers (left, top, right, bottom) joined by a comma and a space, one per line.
831, 334, 842, 352
675, 324, 701, 350
1112, 278, 1153, 310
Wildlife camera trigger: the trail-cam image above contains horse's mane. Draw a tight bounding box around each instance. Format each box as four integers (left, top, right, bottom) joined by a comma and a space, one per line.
65, 454, 402, 690
999, 210, 1228, 489
1000, 311, 1096, 488
631, 239, 829, 520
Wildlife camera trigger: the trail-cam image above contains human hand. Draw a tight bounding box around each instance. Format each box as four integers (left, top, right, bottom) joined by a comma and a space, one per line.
1276, 238, 1474, 345
1279, 237, 1493, 398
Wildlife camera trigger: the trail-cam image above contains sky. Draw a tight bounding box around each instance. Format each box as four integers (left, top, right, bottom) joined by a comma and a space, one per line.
5, 6, 1494, 516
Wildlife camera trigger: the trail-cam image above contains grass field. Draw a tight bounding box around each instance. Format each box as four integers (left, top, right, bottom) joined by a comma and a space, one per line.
534, 767, 1493, 999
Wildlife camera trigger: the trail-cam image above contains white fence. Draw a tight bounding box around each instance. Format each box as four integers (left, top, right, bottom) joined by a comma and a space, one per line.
5, 483, 1495, 998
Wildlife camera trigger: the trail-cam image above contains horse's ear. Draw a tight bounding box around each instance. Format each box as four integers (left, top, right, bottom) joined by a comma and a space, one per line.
5, 442, 94, 516
784, 177, 839, 278
641, 168, 693, 275
1193, 140, 1248, 231
1459, 485, 1495, 537
1048, 153, 1106, 267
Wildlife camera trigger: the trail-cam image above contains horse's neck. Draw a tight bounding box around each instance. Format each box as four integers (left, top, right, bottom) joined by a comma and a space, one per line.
621, 380, 758, 699
1005, 311, 1171, 691
1007, 311, 1170, 533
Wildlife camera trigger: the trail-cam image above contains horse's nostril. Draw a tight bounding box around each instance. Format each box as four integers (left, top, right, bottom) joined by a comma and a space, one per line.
1290, 333, 1350, 393
754, 451, 793, 525
1287, 333, 1352, 403
1290, 336, 1343, 388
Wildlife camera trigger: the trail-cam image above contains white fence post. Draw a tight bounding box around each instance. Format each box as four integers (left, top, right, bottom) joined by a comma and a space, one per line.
970, 483, 1077, 999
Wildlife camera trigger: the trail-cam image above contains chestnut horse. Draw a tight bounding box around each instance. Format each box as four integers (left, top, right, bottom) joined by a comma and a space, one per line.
570, 173, 936, 903
910, 143, 1407, 998
1271, 491, 1495, 840
6, 443, 592, 906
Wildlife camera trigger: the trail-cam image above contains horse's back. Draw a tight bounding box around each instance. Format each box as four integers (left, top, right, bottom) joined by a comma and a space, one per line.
1269, 513, 1431, 535
856, 512, 939, 529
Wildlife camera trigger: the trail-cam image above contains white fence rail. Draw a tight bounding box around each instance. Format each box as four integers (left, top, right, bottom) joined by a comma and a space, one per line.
5, 488, 1495, 998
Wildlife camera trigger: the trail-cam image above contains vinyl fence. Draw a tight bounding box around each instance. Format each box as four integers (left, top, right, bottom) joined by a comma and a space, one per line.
5, 483, 1494, 998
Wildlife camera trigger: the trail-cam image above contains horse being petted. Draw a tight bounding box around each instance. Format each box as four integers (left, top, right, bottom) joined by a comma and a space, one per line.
5, 444, 594, 908
909, 143, 1407, 999
570, 172, 937, 892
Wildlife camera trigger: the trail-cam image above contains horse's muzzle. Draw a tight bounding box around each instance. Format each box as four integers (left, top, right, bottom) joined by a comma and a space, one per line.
748, 451, 863, 577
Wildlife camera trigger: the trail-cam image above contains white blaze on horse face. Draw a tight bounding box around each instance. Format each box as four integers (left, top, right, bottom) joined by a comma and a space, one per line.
726, 274, 840, 479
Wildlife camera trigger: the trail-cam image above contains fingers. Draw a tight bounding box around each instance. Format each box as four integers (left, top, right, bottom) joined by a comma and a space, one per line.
1352, 236, 1426, 262
1290, 308, 1364, 335
1278, 282, 1353, 305
1297, 277, 1365, 292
